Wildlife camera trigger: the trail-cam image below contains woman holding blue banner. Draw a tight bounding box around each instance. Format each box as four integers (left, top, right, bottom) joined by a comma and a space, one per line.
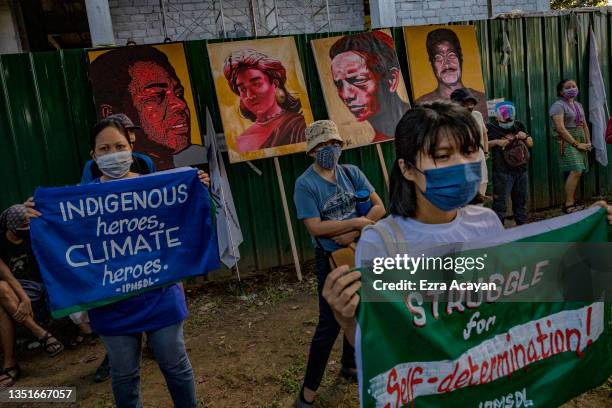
28, 117, 211, 408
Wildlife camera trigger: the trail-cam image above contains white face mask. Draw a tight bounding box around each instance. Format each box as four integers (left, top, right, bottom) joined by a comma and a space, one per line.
95, 151, 133, 179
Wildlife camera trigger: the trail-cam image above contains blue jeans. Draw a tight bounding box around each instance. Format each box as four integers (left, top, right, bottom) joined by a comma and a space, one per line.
100, 322, 195, 408
492, 169, 529, 225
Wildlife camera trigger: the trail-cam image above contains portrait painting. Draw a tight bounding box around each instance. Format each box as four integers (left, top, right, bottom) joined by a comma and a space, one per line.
311, 30, 410, 147
207, 37, 314, 163
404, 25, 487, 118
87, 42, 205, 170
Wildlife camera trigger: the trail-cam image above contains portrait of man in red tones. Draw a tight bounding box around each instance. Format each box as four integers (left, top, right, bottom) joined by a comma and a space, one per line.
223, 48, 307, 153
88, 44, 206, 170
329, 31, 410, 142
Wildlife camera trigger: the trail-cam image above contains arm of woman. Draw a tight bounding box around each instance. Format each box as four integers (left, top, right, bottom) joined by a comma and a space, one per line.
582, 121, 592, 147
482, 128, 489, 155
552, 114, 579, 145
322, 265, 361, 347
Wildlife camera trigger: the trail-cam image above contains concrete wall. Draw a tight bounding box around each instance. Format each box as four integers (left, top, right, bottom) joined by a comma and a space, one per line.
109, 0, 364, 45
395, 0, 550, 26
104, 0, 550, 45
0, 0, 22, 54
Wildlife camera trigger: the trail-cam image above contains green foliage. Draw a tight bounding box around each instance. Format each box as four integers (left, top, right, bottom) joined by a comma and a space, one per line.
551, 0, 606, 9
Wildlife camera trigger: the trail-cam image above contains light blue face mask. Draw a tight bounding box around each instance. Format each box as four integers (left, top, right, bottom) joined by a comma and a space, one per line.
95, 151, 133, 179
417, 161, 482, 211
499, 120, 515, 129
316, 144, 342, 170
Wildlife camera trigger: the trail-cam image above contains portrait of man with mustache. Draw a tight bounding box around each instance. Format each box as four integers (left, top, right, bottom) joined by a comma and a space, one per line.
415, 28, 487, 118
88, 44, 206, 170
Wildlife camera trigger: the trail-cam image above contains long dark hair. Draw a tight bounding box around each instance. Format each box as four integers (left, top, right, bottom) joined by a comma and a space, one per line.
389, 102, 481, 217
90, 118, 130, 148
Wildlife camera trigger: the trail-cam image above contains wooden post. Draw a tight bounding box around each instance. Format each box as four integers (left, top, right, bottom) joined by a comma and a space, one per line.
273, 157, 302, 281
376, 144, 390, 191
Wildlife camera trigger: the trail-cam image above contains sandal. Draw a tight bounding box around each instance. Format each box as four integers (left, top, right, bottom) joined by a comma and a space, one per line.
0, 364, 21, 387
562, 203, 585, 214
39, 332, 64, 357
67, 332, 98, 349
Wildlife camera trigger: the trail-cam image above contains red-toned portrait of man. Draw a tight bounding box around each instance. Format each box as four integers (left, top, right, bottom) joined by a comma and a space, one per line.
222, 49, 307, 153
329, 31, 410, 142
88, 44, 206, 170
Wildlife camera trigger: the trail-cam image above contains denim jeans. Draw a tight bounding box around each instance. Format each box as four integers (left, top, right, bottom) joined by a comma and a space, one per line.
492, 169, 529, 225
302, 247, 356, 391
100, 322, 195, 408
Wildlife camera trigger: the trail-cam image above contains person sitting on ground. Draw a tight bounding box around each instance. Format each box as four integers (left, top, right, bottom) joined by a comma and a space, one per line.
80, 113, 155, 184
487, 101, 533, 226
0, 204, 64, 387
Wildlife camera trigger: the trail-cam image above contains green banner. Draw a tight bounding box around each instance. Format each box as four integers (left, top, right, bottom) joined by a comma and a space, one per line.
357, 208, 612, 407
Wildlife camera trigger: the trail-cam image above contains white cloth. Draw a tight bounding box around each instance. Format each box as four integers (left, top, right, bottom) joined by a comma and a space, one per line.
472, 110, 489, 193
206, 110, 243, 268
588, 28, 608, 166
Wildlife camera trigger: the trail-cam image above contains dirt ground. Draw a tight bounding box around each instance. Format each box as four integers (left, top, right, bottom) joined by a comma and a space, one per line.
7, 262, 612, 408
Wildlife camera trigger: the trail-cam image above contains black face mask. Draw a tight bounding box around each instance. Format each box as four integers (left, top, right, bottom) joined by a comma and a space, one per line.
13, 229, 30, 240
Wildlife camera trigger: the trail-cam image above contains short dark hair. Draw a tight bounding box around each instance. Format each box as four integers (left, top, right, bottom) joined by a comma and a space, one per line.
556, 78, 575, 97
390, 102, 480, 217
90, 118, 130, 148
88, 45, 181, 124
329, 31, 401, 79
426, 28, 463, 67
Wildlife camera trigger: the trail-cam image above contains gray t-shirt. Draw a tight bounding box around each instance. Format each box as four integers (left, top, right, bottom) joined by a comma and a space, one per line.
549, 99, 585, 131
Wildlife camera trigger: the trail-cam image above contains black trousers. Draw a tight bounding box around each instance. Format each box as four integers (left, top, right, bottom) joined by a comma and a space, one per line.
303, 247, 356, 391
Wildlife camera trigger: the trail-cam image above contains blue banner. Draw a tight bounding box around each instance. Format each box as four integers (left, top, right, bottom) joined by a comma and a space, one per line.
30, 168, 219, 317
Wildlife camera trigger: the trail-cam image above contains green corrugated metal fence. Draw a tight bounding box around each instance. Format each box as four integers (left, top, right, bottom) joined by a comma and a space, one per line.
1, 13, 612, 272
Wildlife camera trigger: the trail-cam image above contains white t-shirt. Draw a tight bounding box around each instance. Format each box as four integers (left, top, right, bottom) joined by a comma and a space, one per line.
354, 205, 503, 403
355, 205, 504, 268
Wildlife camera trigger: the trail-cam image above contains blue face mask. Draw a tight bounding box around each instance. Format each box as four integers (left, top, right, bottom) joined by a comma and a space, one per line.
417, 162, 482, 211
499, 120, 515, 129
316, 144, 342, 170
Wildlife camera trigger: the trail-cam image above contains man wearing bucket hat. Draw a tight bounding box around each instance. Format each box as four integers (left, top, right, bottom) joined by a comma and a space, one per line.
292, 120, 385, 407
486, 101, 533, 226
80, 113, 156, 184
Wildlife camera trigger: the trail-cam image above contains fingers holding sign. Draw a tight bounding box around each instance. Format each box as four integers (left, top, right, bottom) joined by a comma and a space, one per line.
197, 170, 210, 188
591, 201, 612, 224
322, 265, 361, 345
24, 197, 42, 220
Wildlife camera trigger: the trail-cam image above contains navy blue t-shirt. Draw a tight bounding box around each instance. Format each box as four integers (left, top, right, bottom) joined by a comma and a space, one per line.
293, 164, 374, 252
